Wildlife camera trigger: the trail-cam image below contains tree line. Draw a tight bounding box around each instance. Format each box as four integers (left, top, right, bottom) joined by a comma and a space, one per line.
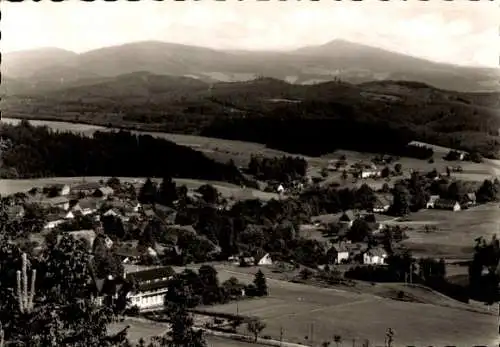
0, 121, 245, 185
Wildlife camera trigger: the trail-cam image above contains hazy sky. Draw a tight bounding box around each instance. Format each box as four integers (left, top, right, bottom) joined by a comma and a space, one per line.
2, 0, 498, 68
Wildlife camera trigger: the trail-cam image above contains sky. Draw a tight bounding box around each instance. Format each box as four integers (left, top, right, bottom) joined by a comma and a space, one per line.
1, 0, 498, 68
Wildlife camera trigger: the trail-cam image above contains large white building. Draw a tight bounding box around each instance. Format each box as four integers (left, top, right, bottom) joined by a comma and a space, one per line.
93, 266, 174, 311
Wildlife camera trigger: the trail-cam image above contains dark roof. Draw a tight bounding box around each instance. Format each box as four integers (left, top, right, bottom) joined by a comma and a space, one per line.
364, 248, 386, 257
374, 194, 393, 207
466, 193, 476, 201
126, 266, 175, 283
434, 199, 459, 208
137, 279, 171, 293
73, 182, 102, 191
43, 196, 70, 206
339, 210, 356, 222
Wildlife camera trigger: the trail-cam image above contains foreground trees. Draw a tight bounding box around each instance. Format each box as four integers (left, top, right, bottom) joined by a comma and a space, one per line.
0, 235, 128, 346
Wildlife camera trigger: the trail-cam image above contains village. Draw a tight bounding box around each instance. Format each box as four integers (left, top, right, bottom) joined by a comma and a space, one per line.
2, 142, 496, 318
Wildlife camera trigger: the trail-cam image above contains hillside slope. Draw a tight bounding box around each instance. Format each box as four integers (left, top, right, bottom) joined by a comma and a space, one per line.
3, 74, 500, 158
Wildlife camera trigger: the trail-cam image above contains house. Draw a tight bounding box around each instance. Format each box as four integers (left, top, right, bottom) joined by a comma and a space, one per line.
114, 243, 143, 264
373, 194, 393, 213
277, 184, 285, 194
338, 210, 357, 228
93, 186, 114, 199
154, 204, 177, 225
363, 248, 387, 265
64, 211, 75, 219
71, 198, 99, 216
425, 195, 440, 209
72, 182, 102, 196
465, 193, 476, 207
43, 213, 66, 230
257, 253, 273, 266
43, 184, 71, 197
360, 169, 380, 179
42, 196, 71, 211
104, 208, 122, 218
124, 266, 175, 310
434, 199, 461, 212
327, 242, 350, 264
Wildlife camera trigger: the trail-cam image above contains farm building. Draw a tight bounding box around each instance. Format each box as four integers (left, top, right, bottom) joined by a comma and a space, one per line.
464, 193, 476, 207
93, 186, 114, 198
257, 253, 273, 266
327, 243, 350, 264
70, 198, 100, 215
363, 248, 387, 265
72, 182, 102, 195
425, 195, 440, 209
50, 184, 71, 196
43, 213, 66, 230
338, 210, 357, 228
434, 199, 461, 212
373, 194, 393, 213
359, 169, 381, 179
42, 196, 71, 211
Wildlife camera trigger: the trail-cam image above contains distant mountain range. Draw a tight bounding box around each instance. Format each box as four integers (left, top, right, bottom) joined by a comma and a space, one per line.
2, 40, 499, 94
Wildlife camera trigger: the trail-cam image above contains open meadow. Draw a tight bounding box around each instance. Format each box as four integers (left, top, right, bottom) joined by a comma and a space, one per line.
0, 176, 278, 201
387, 203, 500, 259
108, 318, 259, 347
186, 265, 497, 347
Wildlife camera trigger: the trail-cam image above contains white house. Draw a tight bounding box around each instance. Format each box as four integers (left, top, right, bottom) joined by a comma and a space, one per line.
257, 253, 273, 266
277, 184, 285, 194
125, 266, 174, 310
327, 243, 350, 264
426, 195, 440, 209
360, 170, 380, 179
64, 211, 75, 219
363, 248, 387, 265
373, 194, 393, 213
43, 196, 71, 211
44, 214, 66, 230
433, 199, 461, 212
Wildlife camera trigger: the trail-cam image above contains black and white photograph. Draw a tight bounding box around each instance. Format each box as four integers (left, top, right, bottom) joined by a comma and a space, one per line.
1, 0, 500, 346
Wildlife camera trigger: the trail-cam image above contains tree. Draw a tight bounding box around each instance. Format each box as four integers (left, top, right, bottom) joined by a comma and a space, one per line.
197, 184, 219, 205
390, 184, 411, 216
253, 270, 268, 296
158, 176, 178, 207
138, 178, 157, 205
394, 163, 402, 175
0, 237, 129, 346
247, 319, 266, 342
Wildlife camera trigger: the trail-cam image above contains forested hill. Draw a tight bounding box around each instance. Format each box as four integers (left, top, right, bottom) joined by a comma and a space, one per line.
0, 120, 246, 183
3, 75, 500, 158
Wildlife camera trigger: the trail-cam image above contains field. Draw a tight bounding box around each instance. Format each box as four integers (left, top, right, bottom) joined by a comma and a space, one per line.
0, 176, 278, 201
180, 265, 497, 347
387, 203, 500, 259
108, 318, 258, 347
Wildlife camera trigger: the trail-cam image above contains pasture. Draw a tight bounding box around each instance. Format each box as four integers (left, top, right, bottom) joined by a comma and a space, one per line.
390, 203, 500, 259
108, 318, 258, 347
195, 266, 497, 347
0, 176, 279, 201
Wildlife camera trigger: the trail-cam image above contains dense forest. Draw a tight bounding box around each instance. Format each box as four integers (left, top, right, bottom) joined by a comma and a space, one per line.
0, 121, 245, 184
4, 77, 500, 158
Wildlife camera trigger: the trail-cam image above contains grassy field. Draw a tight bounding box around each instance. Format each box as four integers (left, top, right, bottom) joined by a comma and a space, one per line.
5, 118, 497, 182
183, 265, 497, 347
389, 203, 500, 259
0, 176, 279, 201
108, 318, 259, 347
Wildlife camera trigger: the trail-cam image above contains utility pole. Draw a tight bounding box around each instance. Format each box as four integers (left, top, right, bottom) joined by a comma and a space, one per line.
280, 326, 284, 347
310, 323, 314, 346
